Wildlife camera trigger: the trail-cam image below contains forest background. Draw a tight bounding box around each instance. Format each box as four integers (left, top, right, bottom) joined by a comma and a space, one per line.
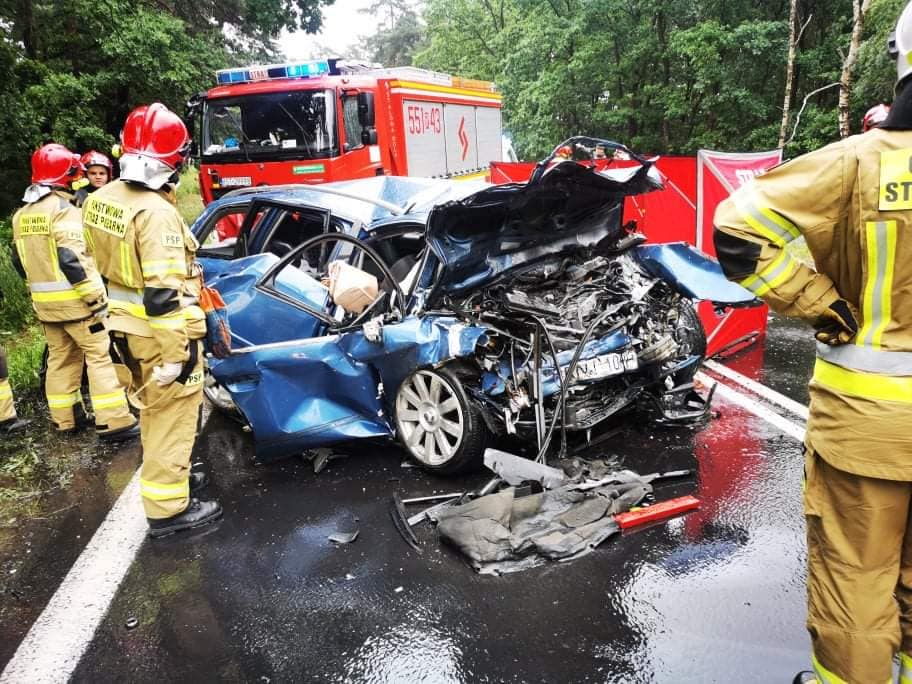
0, 0, 905, 352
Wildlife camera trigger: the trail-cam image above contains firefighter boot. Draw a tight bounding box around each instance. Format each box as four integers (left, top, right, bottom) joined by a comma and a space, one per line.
147, 498, 222, 538
0, 417, 31, 433
98, 422, 140, 443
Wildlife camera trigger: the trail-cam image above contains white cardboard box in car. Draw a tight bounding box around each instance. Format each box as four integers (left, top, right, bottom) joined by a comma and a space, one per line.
328, 260, 378, 314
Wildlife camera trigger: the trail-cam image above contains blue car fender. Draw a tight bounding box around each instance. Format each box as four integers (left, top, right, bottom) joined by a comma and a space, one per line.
633, 242, 757, 305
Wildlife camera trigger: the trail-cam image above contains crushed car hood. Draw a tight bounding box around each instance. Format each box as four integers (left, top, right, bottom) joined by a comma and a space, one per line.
423, 161, 662, 302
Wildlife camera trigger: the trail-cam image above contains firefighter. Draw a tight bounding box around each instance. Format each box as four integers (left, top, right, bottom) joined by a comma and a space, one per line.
713, 3, 912, 681
11, 144, 138, 440
72, 150, 113, 208
0, 344, 29, 433
83, 103, 221, 538
863, 103, 891, 132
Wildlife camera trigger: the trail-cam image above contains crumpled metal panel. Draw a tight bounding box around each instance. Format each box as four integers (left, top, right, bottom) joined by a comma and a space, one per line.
214, 254, 328, 348
210, 335, 389, 462
210, 315, 489, 461
633, 243, 756, 304
341, 316, 489, 399
422, 162, 662, 304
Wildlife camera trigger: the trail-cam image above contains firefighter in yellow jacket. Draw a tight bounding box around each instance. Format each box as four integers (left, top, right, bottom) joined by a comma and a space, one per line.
10, 144, 137, 440
714, 5, 912, 681
0, 344, 29, 433
83, 103, 221, 537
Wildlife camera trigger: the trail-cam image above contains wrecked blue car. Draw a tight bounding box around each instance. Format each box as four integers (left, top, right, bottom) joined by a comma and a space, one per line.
192, 139, 755, 473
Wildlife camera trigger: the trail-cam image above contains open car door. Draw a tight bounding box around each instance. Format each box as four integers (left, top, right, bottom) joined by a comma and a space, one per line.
206, 232, 408, 461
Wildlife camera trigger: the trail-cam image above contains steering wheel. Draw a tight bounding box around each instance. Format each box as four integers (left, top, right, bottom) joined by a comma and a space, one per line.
261, 232, 405, 333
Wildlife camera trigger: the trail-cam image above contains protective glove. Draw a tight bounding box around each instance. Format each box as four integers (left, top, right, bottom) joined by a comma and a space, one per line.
152, 362, 183, 387
814, 299, 859, 346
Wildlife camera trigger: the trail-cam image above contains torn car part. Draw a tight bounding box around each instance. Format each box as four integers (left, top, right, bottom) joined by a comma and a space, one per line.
483, 449, 567, 488
390, 492, 422, 551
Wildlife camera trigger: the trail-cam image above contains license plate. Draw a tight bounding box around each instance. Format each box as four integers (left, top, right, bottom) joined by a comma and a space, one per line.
573, 350, 638, 381
221, 176, 251, 187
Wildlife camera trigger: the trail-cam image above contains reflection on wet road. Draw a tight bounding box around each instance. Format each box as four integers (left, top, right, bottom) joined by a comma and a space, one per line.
8, 315, 819, 683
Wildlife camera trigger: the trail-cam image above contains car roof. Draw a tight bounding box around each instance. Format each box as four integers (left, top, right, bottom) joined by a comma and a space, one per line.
213, 176, 489, 226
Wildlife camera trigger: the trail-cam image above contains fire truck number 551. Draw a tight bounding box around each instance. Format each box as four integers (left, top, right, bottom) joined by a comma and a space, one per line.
407, 105, 442, 135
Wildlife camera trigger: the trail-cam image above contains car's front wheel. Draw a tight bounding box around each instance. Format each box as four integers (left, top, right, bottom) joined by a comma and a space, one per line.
394, 367, 489, 474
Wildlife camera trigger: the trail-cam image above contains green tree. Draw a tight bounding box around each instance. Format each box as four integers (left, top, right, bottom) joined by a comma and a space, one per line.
0, 0, 334, 215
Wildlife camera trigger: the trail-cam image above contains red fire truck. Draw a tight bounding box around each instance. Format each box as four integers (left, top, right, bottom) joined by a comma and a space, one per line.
187, 58, 505, 205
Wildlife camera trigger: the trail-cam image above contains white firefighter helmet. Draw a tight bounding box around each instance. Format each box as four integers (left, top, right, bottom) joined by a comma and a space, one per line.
890, 1, 912, 87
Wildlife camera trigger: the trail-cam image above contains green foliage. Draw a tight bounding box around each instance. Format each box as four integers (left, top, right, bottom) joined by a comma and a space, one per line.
4, 325, 44, 390
415, 0, 902, 159
177, 166, 205, 225
0, 222, 32, 334
0, 0, 333, 218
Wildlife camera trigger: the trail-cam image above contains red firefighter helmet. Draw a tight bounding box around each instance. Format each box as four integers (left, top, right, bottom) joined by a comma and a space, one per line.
120, 103, 190, 170
31, 143, 83, 186
863, 103, 890, 132
80, 150, 113, 173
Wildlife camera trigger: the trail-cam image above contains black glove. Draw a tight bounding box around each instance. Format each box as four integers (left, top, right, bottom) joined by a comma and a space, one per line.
814, 299, 859, 346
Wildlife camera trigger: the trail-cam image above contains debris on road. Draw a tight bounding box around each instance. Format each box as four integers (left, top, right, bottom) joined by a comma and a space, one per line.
391, 448, 698, 574
327, 530, 359, 544
484, 449, 567, 488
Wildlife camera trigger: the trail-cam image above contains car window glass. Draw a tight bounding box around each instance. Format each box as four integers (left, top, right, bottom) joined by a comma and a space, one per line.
342, 95, 362, 150
271, 259, 331, 311
263, 235, 391, 328
198, 208, 256, 257
261, 211, 331, 267
362, 229, 425, 289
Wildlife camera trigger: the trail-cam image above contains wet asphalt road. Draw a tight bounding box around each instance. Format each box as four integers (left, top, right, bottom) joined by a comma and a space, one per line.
3, 314, 815, 683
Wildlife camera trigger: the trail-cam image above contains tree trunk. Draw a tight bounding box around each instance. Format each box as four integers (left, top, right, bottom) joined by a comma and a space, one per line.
778, 0, 799, 147
838, 0, 873, 138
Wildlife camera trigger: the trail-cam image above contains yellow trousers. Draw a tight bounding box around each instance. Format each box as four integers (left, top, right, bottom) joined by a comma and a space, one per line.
0, 345, 15, 423
805, 447, 912, 684
120, 333, 204, 519
42, 320, 134, 433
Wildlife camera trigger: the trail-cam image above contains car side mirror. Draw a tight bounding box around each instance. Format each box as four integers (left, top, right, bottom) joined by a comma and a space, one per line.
358, 92, 375, 127
361, 128, 378, 146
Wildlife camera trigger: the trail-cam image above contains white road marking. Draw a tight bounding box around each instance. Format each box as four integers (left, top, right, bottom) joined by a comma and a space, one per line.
0, 469, 146, 684
697, 371, 806, 443
704, 359, 810, 420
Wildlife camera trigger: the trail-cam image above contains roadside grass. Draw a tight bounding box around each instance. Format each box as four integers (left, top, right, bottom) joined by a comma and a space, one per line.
177, 165, 205, 225
4, 325, 43, 390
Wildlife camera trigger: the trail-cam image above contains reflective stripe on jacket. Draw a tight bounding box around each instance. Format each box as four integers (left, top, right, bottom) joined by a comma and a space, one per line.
11, 191, 106, 323
713, 129, 912, 480
82, 180, 204, 363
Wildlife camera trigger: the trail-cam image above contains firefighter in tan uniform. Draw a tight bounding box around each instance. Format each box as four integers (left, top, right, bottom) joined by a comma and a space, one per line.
0, 343, 29, 433
714, 6, 912, 681
84, 103, 221, 537
10, 144, 137, 440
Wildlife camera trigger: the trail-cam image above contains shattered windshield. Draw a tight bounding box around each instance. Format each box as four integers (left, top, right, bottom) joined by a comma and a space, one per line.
203, 90, 337, 160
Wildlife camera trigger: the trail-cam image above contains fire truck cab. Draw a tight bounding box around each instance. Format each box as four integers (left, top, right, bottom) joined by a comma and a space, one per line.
188, 58, 504, 206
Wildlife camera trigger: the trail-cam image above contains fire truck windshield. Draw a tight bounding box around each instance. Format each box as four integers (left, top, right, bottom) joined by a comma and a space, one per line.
202, 90, 337, 161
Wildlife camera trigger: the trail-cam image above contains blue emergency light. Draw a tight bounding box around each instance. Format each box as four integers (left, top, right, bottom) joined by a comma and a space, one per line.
215, 59, 331, 85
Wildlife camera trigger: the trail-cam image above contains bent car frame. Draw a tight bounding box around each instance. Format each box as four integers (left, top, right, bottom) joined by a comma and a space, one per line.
193, 138, 755, 473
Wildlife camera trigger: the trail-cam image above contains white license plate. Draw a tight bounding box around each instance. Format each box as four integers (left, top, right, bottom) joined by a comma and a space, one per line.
221, 176, 252, 187
573, 350, 638, 381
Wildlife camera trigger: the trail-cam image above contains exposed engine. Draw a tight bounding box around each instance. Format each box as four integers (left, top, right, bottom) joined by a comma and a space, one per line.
447, 247, 707, 440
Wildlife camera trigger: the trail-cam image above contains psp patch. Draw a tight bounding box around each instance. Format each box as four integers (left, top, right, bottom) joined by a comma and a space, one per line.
83, 197, 130, 238
162, 232, 183, 248
18, 213, 50, 236
879, 148, 912, 210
